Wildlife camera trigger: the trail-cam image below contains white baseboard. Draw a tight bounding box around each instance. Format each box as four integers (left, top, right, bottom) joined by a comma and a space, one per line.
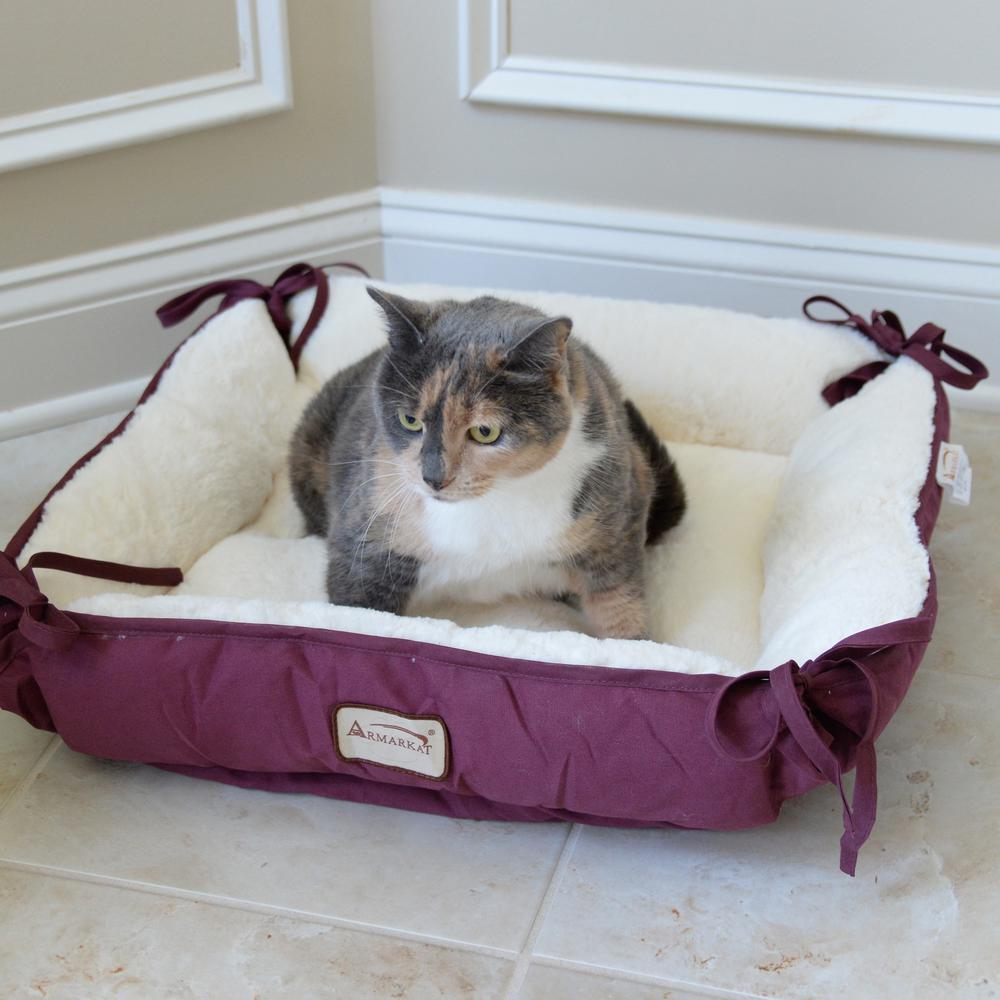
381, 187, 1000, 412
0, 378, 146, 441
2, 184, 997, 441
0, 187, 381, 327
945, 383, 1000, 414
0, 188, 382, 438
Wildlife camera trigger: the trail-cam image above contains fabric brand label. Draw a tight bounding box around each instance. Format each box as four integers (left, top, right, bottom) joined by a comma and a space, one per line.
333, 704, 450, 780
936, 441, 972, 506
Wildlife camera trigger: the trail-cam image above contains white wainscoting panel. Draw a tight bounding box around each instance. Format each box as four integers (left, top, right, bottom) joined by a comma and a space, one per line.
459, 0, 1000, 144
0, 0, 292, 173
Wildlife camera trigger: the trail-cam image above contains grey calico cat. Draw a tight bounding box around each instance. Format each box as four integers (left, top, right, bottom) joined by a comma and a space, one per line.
289, 288, 685, 639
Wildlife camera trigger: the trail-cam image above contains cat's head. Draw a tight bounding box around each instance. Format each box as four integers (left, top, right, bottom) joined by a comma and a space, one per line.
368, 287, 574, 501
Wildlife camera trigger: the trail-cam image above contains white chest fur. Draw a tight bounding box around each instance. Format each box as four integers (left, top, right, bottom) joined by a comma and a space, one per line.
411, 410, 604, 606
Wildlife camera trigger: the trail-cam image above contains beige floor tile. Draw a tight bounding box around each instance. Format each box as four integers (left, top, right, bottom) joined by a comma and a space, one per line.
0, 747, 568, 951
0, 412, 124, 545
0, 712, 52, 808
0, 868, 513, 999
928, 409, 1000, 681
519, 963, 729, 999
533, 668, 999, 1000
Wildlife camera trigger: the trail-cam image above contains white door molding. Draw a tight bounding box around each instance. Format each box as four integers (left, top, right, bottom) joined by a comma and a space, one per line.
0, 0, 292, 173
458, 0, 1000, 145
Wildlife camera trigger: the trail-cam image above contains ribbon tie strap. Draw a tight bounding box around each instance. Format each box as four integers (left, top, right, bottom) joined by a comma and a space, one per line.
802, 295, 988, 405
706, 659, 880, 876
1, 551, 79, 652
156, 261, 369, 369
1, 551, 183, 653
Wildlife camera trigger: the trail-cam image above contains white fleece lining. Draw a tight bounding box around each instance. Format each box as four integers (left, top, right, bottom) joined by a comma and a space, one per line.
19, 277, 936, 677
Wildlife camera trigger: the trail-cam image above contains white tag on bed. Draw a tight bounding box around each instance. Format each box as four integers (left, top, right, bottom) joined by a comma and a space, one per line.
334, 704, 450, 780
936, 442, 972, 506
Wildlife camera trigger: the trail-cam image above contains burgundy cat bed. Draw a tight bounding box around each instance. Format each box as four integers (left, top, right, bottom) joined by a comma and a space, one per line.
0, 263, 987, 875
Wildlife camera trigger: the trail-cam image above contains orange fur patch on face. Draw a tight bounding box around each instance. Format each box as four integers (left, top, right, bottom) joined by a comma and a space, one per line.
403, 350, 577, 501
433, 393, 497, 498
418, 362, 457, 415
485, 347, 505, 372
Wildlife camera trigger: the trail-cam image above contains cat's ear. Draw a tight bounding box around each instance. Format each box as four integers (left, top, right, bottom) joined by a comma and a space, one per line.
503, 316, 572, 375
367, 286, 428, 351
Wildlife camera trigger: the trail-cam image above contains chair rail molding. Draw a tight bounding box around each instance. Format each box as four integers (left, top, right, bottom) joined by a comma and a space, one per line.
458, 0, 1000, 144
0, 0, 292, 173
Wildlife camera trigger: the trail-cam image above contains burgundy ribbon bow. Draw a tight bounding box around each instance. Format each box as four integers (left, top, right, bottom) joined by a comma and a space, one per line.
802, 295, 989, 405
0, 551, 78, 653
156, 261, 368, 369
0, 551, 182, 654
706, 657, 880, 877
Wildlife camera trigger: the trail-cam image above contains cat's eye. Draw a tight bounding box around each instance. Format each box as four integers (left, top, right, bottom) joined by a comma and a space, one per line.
469, 424, 501, 445
397, 408, 423, 432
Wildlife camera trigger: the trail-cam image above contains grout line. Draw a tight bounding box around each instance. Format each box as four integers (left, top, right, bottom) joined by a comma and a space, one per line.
0, 857, 518, 962
504, 823, 581, 1000
529, 955, 771, 999
0, 736, 62, 823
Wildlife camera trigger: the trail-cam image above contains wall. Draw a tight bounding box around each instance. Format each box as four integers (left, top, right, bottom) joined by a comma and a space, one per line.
0, 0, 378, 270
2, 0, 998, 437
0, 0, 381, 432
373, 0, 1000, 244
1, 1, 240, 117
370, 0, 1000, 410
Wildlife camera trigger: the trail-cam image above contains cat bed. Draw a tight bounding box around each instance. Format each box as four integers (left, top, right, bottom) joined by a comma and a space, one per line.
0, 264, 987, 875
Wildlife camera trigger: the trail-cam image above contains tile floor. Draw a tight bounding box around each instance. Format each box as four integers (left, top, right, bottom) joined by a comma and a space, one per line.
0, 408, 997, 999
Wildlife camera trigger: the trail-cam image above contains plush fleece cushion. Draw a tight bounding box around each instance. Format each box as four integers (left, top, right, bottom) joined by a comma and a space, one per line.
20, 277, 936, 677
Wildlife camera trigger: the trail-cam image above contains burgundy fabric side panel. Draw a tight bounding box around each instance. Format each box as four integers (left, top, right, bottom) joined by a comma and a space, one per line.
0, 352, 951, 842
154, 763, 718, 830
0, 631, 55, 732
25, 617, 786, 833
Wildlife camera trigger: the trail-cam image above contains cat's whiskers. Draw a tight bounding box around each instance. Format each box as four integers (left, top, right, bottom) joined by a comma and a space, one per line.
350, 481, 412, 580
381, 486, 416, 585
339, 470, 406, 513
285, 452, 402, 473
339, 382, 412, 400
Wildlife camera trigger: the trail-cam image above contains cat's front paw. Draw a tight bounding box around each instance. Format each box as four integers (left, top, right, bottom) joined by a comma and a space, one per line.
601, 626, 650, 641
581, 583, 649, 641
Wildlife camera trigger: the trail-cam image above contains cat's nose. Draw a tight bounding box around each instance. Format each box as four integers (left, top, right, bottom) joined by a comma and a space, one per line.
423, 473, 453, 492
